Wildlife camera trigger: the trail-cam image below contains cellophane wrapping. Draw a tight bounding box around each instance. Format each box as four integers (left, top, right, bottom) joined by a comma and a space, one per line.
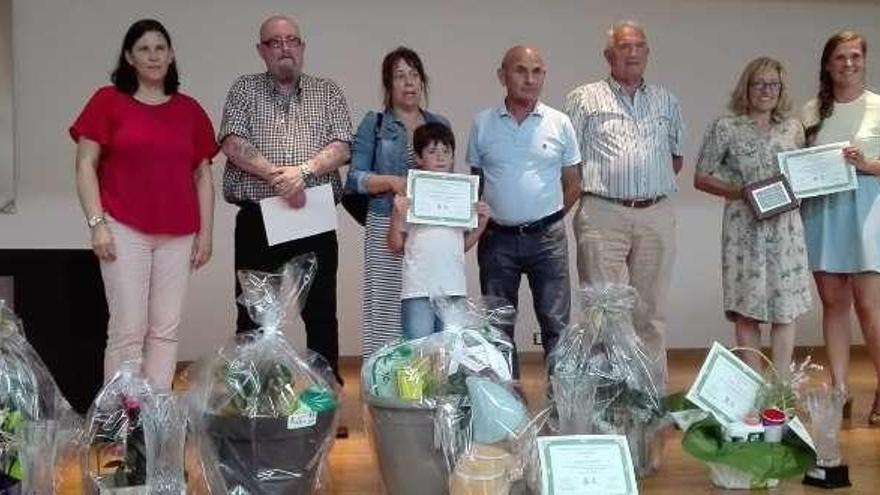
1, 300, 78, 494
548, 284, 665, 479
186, 253, 339, 495
363, 296, 545, 495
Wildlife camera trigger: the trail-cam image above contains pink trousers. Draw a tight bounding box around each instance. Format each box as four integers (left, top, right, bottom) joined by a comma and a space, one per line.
99, 216, 193, 392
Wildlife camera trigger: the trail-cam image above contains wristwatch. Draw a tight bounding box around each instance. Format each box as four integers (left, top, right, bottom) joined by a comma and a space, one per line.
299, 162, 315, 181
87, 214, 106, 229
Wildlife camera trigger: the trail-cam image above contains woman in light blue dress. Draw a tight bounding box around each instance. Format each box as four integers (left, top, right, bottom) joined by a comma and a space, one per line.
801, 31, 880, 424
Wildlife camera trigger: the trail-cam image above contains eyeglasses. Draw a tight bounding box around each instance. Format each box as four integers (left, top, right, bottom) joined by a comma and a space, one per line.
261, 37, 304, 50
749, 81, 781, 92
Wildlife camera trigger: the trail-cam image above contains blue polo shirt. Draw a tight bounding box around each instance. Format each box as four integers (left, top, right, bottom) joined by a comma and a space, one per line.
466, 101, 581, 225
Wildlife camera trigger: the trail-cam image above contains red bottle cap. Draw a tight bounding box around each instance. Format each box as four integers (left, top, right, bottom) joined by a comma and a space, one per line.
761, 408, 786, 425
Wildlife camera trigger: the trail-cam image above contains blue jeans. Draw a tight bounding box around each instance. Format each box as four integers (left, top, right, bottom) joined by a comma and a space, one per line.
477, 219, 571, 377
401, 297, 444, 339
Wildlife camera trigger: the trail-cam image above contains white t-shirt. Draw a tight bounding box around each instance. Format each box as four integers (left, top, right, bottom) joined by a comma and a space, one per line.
401, 223, 466, 299
803, 90, 880, 154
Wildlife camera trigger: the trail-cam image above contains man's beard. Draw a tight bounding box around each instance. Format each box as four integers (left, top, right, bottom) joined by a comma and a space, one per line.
273, 58, 298, 83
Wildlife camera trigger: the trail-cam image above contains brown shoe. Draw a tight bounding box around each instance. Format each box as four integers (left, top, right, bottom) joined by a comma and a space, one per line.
336, 425, 349, 439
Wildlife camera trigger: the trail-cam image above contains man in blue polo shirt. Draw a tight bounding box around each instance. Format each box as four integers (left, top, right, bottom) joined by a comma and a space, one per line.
467, 45, 581, 375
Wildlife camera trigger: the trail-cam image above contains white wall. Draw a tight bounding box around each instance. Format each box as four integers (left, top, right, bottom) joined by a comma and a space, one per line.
1, 0, 878, 360
0, 0, 13, 210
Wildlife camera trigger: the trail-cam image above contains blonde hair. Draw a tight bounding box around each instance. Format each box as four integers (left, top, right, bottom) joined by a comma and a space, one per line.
727, 57, 791, 121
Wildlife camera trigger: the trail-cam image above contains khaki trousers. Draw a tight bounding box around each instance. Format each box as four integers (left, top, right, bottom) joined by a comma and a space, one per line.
573, 194, 676, 389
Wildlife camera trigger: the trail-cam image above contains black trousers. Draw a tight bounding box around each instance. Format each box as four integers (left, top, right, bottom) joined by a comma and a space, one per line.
234, 203, 341, 384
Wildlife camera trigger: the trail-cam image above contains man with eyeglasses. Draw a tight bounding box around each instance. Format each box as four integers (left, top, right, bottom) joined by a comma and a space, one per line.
564, 20, 686, 390
218, 15, 352, 391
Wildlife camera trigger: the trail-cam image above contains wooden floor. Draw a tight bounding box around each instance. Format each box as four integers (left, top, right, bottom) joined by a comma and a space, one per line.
59, 347, 880, 494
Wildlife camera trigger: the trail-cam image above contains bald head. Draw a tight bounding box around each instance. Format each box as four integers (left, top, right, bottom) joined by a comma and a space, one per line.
501, 45, 544, 70
259, 15, 300, 41
497, 45, 546, 110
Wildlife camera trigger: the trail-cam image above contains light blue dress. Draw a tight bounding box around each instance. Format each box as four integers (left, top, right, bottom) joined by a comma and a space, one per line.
801, 91, 880, 273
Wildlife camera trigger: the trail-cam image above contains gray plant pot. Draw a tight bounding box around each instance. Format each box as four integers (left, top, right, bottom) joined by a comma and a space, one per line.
367, 397, 448, 495
0, 474, 20, 495
205, 411, 334, 495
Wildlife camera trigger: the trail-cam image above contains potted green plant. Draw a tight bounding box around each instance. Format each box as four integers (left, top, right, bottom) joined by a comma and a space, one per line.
199, 347, 338, 495
0, 404, 23, 494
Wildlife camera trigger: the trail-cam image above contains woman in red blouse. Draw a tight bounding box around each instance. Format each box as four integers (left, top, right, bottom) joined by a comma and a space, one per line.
70, 19, 218, 391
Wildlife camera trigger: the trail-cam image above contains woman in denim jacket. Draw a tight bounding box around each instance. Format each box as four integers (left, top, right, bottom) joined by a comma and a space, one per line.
346, 47, 450, 356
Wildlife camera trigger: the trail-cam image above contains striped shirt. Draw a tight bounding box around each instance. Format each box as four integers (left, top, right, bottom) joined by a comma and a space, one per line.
565, 77, 685, 200
219, 72, 352, 203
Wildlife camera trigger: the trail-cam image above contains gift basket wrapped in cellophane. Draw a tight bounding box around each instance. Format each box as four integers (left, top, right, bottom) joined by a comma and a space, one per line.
363, 296, 547, 495
665, 349, 819, 490
1, 300, 81, 495
186, 253, 340, 495
548, 284, 666, 478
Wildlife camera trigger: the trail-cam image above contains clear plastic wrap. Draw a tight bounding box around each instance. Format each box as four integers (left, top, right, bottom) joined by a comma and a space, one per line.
186, 253, 339, 495
0, 300, 73, 493
548, 284, 665, 478
142, 394, 186, 494
363, 296, 542, 495
82, 361, 154, 494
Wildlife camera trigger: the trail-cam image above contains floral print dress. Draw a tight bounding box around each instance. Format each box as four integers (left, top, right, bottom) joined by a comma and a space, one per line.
696, 115, 812, 323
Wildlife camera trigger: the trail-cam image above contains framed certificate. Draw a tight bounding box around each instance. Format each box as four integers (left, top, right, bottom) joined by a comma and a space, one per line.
743, 175, 797, 220
537, 435, 638, 495
685, 342, 766, 425
778, 141, 858, 198
406, 170, 479, 228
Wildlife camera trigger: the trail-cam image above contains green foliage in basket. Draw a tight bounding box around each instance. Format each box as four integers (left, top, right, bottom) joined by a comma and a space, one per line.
216, 360, 336, 417
0, 407, 23, 480
666, 392, 816, 484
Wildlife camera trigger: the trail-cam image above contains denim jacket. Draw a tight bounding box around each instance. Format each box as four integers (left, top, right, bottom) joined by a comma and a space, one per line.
345, 108, 450, 216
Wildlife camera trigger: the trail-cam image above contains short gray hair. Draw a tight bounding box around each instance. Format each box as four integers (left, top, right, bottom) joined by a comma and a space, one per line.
606, 20, 647, 49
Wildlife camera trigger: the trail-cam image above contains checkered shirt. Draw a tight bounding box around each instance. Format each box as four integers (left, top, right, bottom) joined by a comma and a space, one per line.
219, 72, 352, 203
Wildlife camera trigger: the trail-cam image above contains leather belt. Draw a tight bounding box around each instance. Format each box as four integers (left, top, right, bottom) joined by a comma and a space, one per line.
488, 210, 564, 235
587, 192, 666, 209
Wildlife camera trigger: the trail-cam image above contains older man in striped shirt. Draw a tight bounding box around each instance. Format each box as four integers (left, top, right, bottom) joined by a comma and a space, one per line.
564, 20, 685, 389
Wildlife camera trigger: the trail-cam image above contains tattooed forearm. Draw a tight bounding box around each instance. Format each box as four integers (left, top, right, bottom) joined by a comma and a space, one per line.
306, 141, 351, 176
221, 135, 274, 179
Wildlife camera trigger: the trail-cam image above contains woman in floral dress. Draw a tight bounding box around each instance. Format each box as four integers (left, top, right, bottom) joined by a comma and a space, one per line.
694, 57, 812, 377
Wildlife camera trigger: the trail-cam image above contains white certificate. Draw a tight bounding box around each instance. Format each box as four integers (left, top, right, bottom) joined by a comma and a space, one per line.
406, 170, 479, 228
537, 435, 638, 495
686, 342, 766, 424
259, 184, 337, 246
778, 141, 858, 198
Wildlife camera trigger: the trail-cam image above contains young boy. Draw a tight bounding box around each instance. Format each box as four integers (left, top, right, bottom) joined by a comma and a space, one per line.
387, 122, 490, 339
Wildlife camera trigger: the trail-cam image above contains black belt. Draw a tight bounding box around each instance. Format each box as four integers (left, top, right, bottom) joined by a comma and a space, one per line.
488, 210, 564, 235
587, 192, 666, 208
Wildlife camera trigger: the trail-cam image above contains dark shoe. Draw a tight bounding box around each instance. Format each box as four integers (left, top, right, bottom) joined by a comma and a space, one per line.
843, 394, 853, 420
336, 425, 349, 439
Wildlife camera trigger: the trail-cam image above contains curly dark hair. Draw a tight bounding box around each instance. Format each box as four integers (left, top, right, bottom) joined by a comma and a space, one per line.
111, 19, 180, 95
